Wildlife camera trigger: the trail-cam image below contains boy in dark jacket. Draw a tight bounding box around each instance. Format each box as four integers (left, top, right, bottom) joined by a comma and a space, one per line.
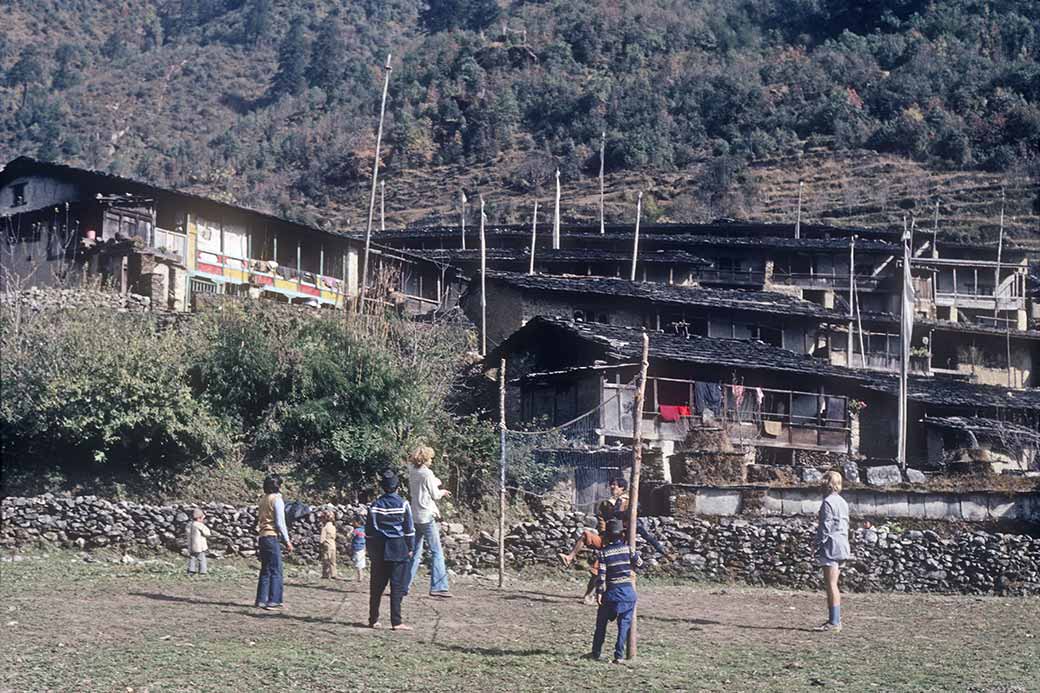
589, 518, 643, 663
366, 470, 416, 631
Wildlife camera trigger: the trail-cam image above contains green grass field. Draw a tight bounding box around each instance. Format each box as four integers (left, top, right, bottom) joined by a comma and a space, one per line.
1, 551, 1037, 692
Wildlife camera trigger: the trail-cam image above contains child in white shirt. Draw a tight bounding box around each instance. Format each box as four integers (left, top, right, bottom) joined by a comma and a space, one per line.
186, 508, 211, 576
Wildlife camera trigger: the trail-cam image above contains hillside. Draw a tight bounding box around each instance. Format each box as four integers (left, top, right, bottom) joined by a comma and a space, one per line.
1, 0, 1038, 243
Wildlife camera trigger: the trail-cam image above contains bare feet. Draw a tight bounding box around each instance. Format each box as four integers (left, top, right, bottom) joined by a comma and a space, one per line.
391, 623, 414, 631
558, 553, 574, 567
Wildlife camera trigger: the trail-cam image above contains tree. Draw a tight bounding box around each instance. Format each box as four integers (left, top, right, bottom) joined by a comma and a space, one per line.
5, 47, 44, 108
270, 16, 309, 98
101, 31, 130, 61
307, 14, 347, 95
52, 44, 80, 91
243, 0, 273, 46
421, 0, 500, 33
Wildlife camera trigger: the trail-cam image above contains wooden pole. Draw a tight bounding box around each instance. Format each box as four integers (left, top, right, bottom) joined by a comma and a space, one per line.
932, 199, 939, 258
529, 200, 538, 275
380, 180, 385, 232
480, 197, 487, 356
359, 53, 392, 313
994, 187, 1005, 321
897, 217, 910, 469
626, 331, 650, 660
630, 192, 642, 282
795, 181, 803, 239
461, 191, 467, 250
498, 358, 507, 589
553, 168, 561, 250
599, 132, 606, 235
847, 235, 855, 366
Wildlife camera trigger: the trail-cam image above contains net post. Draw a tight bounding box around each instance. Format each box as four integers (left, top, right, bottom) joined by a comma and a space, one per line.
498, 358, 507, 589
626, 332, 649, 659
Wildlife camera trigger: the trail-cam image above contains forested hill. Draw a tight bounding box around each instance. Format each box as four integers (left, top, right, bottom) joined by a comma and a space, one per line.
1, 0, 1038, 242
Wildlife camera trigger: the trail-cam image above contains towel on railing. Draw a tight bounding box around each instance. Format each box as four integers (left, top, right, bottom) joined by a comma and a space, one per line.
763, 420, 783, 437
658, 405, 691, 422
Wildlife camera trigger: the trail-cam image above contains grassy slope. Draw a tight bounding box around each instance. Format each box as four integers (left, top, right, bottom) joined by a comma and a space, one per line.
2, 551, 1039, 692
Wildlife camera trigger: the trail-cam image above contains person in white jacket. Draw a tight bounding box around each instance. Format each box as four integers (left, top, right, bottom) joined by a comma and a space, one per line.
406, 445, 452, 598
186, 508, 212, 576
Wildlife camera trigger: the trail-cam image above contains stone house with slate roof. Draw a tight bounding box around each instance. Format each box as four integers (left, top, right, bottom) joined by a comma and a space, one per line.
491, 316, 1040, 466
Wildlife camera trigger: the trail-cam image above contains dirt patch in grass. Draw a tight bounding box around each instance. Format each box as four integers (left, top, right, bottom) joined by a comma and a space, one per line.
1, 551, 1038, 692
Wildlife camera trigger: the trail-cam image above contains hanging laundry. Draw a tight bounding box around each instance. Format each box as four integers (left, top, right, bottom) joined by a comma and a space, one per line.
659, 405, 684, 423
755, 387, 765, 406
694, 382, 723, 414
733, 384, 745, 407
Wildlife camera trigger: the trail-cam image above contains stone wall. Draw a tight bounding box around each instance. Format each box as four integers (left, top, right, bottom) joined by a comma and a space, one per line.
5, 287, 153, 312
0, 495, 474, 569
4, 495, 1039, 596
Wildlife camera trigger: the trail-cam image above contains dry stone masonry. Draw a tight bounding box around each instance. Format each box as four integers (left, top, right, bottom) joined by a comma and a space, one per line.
3, 495, 1038, 596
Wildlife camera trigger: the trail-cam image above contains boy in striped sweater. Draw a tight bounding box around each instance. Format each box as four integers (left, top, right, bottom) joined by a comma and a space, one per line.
588, 518, 643, 664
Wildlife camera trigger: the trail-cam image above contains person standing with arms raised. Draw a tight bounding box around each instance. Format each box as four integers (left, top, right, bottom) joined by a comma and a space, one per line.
367, 470, 416, 631
407, 445, 453, 598
255, 474, 293, 610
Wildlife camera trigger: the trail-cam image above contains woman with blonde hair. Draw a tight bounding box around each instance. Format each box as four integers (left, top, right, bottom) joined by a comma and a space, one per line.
814, 470, 850, 632
406, 445, 453, 598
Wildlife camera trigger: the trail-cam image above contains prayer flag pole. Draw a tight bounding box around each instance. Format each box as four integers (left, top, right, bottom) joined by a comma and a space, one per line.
359, 53, 392, 313
529, 200, 538, 275
498, 358, 507, 589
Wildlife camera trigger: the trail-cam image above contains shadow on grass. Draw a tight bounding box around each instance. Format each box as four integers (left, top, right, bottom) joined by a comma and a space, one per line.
286, 581, 360, 594
129, 591, 247, 609
435, 643, 554, 657
500, 594, 573, 605
640, 613, 813, 632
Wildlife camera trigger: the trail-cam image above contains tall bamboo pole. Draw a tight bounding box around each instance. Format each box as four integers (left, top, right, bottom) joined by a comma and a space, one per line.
994, 188, 1005, 321
480, 197, 487, 356
626, 331, 650, 660
630, 192, 643, 282
847, 236, 855, 366
794, 181, 804, 239
359, 53, 392, 313
380, 180, 385, 232
529, 200, 538, 275
897, 217, 910, 469
553, 169, 561, 250
498, 358, 507, 589
599, 132, 606, 235
461, 191, 467, 250
932, 199, 939, 258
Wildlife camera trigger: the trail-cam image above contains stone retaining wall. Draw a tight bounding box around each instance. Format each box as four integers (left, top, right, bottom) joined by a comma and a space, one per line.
3, 496, 1038, 596
665, 485, 1040, 522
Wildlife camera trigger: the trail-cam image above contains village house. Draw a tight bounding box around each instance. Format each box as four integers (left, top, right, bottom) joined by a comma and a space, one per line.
490, 316, 1040, 468
0, 157, 460, 314
463, 270, 845, 352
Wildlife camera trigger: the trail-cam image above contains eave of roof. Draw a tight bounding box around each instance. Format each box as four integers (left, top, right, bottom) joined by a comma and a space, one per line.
485, 271, 845, 320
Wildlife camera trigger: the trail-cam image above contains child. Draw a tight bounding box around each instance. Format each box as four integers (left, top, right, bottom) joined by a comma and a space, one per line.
320, 510, 338, 580
351, 524, 367, 582
186, 508, 211, 576
589, 518, 643, 664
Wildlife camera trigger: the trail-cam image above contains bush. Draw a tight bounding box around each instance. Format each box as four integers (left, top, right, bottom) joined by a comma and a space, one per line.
0, 305, 229, 491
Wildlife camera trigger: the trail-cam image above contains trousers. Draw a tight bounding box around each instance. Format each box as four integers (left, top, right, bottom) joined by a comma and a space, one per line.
369, 556, 409, 626
591, 598, 636, 661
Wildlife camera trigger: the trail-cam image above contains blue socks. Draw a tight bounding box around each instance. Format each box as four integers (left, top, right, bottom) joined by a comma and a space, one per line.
829, 605, 841, 625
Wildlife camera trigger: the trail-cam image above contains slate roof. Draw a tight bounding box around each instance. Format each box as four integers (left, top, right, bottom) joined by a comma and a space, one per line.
495, 315, 866, 379
494, 316, 1040, 412
409, 248, 713, 266
857, 310, 1040, 340
485, 271, 845, 320
0, 157, 452, 273
923, 416, 1040, 444
367, 227, 900, 253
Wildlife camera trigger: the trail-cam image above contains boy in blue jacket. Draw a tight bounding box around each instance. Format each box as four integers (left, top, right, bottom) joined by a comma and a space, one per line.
366, 470, 415, 631
589, 518, 643, 663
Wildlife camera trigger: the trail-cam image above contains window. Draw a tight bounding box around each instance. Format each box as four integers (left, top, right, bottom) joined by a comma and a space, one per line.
11, 183, 27, 207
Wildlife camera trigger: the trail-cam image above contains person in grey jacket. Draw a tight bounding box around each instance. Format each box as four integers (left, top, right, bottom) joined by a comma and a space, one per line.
814, 470, 850, 632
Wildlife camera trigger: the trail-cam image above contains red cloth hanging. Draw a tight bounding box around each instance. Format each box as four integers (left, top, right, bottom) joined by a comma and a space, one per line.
659, 405, 692, 422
